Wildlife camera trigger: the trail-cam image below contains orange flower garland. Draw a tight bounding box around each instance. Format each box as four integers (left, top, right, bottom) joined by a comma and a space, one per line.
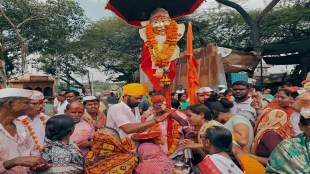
145, 20, 178, 68
150, 117, 180, 155
21, 116, 47, 151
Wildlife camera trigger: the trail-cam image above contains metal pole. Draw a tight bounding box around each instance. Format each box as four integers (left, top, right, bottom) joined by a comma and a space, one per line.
87, 70, 92, 95
91, 72, 94, 96
260, 59, 263, 90
55, 50, 59, 91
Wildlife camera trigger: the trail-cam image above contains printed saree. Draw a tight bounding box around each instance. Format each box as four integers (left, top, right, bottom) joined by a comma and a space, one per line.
266, 133, 310, 173
252, 108, 294, 153
84, 128, 138, 174
40, 138, 84, 174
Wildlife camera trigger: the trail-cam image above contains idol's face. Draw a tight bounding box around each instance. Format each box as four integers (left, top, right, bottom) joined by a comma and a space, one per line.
150, 12, 171, 35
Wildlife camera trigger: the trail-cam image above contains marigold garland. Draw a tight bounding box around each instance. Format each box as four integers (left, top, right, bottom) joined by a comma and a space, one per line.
20, 116, 46, 151
150, 117, 180, 155
145, 20, 178, 68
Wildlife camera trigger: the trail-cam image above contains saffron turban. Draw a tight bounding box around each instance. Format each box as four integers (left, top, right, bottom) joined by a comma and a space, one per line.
151, 95, 166, 103
122, 83, 149, 96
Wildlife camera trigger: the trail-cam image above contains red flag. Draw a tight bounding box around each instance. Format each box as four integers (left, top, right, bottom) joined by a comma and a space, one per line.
186, 21, 199, 104
141, 44, 176, 91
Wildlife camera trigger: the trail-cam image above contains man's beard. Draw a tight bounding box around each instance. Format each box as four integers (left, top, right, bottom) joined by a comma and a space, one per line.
234, 95, 247, 100
127, 100, 139, 108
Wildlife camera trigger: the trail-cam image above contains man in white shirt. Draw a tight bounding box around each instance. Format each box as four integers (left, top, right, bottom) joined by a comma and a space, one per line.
107, 83, 169, 138
53, 90, 66, 114
0, 88, 47, 174
18, 90, 50, 153
230, 81, 256, 122
55, 92, 68, 115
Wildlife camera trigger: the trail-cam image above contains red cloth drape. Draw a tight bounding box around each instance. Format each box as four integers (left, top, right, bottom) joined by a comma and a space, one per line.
141, 44, 176, 91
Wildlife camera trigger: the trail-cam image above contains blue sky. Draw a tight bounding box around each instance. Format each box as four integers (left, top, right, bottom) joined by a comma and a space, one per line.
75, 0, 112, 21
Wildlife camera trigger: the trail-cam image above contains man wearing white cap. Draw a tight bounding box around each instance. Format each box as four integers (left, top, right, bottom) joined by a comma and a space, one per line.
82, 96, 106, 130
0, 88, 47, 173
18, 90, 50, 154
197, 87, 214, 104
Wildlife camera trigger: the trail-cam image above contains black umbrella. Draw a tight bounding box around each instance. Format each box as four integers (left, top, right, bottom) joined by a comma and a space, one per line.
105, 0, 204, 27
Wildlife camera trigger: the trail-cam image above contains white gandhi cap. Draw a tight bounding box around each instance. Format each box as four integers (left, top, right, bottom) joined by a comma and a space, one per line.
197, 87, 213, 94
0, 88, 33, 99
83, 96, 97, 102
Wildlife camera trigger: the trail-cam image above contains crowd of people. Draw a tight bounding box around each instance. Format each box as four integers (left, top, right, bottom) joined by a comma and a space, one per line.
0, 72, 310, 174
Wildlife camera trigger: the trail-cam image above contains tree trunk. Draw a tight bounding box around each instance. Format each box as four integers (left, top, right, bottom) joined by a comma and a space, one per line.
66, 70, 70, 90
87, 70, 92, 95
68, 74, 86, 94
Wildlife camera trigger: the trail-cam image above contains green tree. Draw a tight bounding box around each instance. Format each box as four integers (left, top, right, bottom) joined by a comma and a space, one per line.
183, 3, 309, 48
0, 0, 87, 78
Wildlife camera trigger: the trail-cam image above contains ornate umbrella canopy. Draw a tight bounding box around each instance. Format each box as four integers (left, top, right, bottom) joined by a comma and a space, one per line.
105, 0, 204, 27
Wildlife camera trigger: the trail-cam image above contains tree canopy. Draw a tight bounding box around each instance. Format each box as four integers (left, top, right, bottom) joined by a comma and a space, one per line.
183, 3, 310, 49
0, 0, 87, 77
76, 18, 142, 82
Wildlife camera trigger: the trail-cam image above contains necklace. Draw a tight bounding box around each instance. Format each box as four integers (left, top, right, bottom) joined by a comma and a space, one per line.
19, 116, 46, 151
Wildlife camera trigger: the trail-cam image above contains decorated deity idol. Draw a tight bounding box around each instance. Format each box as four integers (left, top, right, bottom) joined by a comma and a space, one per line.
139, 8, 185, 81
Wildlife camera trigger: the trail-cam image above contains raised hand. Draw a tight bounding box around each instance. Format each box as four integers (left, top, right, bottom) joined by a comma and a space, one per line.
250, 98, 262, 110
156, 110, 176, 123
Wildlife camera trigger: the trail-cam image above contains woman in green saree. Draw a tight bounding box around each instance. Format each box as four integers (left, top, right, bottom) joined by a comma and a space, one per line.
266, 108, 310, 173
